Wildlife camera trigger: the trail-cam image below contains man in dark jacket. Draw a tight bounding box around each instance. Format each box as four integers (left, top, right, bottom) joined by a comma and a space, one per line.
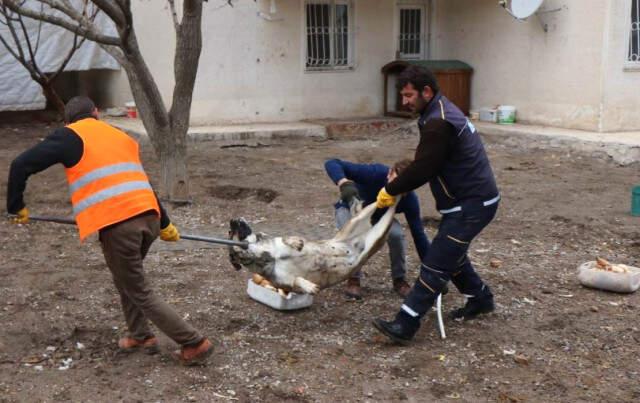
373, 66, 500, 344
325, 158, 430, 299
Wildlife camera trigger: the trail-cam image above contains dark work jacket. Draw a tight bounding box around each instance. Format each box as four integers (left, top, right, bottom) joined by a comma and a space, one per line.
420, 94, 499, 212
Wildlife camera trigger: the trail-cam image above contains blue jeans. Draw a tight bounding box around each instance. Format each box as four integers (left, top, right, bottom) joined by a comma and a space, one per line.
401, 203, 498, 318
335, 206, 406, 281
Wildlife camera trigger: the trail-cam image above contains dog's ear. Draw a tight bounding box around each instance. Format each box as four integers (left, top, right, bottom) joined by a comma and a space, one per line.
229, 218, 253, 240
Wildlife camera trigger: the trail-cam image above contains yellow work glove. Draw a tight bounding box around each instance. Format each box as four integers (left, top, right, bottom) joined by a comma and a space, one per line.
160, 223, 180, 242
11, 207, 29, 224
376, 187, 396, 209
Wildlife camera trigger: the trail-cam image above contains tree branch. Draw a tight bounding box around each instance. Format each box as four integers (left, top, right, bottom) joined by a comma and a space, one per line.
0, 18, 42, 86
3, 0, 121, 46
0, 5, 29, 69
98, 43, 126, 65
49, 32, 87, 82
169, 0, 202, 133
32, 2, 44, 54
90, 0, 126, 28
118, 0, 132, 43
167, 0, 180, 32
16, 9, 44, 77
0, 33, 32, 74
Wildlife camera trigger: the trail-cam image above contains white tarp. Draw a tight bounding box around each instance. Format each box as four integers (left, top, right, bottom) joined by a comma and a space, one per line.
0, 1, 119, 112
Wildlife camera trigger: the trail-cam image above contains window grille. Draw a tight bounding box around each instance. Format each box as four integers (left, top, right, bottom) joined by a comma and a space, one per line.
305, 1, 353, 70
629, 0, 639, 63
399, 8, 423, 58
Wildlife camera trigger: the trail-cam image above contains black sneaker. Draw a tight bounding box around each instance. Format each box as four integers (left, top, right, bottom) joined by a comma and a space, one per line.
372, 315, 419, 345
449, 295, 495, 321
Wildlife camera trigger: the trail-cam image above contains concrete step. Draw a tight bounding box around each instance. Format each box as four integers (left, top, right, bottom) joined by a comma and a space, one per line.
104, 117, 327, 142
307, 116, 412, 139
476, 121, 640, 166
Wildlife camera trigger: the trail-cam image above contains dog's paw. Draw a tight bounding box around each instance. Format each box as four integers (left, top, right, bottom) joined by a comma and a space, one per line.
283, 236, 305, 251
294, 277, 319, 294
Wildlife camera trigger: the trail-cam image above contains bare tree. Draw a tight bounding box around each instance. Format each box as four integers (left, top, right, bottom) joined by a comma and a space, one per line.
0, 1, 89, 117
3, 0, 206, 201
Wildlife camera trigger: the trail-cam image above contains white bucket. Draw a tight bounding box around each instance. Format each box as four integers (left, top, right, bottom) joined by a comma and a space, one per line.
497, 105, 516, 124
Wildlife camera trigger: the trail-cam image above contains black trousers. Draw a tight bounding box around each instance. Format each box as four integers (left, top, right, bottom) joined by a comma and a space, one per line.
401, 203, 498, 318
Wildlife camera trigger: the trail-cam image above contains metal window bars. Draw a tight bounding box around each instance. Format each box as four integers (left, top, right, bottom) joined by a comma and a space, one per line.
629, 0, 640, 62
399, 8, 422, 58
306, 1, 352, 70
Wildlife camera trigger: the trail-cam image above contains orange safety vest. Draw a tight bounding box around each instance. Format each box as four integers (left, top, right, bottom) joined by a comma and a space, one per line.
64, 118, 159, 241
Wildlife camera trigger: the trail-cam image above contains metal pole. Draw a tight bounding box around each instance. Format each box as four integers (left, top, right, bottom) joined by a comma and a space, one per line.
7, 214, 249, 249
22, 215, 76, 225
180, 234, 248, 249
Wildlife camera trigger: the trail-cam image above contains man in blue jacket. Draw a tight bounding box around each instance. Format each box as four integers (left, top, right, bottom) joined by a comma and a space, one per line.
373, 65, 500, 345
325, 158, 431, 299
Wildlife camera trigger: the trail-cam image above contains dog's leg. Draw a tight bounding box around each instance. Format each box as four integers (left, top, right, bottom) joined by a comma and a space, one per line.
334, 203, 379, 242
356, 203, 399, 262
294, 277, 320, 294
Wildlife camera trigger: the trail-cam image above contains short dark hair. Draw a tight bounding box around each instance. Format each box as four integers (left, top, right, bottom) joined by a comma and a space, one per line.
64, 96, 95, 123
396, 65, 440, 94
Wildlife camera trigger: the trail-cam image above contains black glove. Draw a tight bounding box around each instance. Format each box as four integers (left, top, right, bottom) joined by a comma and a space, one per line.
339, 180, 360, 204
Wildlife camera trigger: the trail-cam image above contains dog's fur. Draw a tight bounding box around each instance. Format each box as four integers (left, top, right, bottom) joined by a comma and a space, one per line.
228, 201, 398, 294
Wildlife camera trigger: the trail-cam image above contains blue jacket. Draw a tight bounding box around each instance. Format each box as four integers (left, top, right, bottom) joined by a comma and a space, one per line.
419, 94, 499, 212
324, 159, 430, 261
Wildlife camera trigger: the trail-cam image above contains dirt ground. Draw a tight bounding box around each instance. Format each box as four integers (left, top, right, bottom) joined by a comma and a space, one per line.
0, 122, 639, 402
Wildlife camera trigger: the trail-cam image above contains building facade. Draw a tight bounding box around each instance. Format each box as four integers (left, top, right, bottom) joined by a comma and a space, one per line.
107, 0, 640, 132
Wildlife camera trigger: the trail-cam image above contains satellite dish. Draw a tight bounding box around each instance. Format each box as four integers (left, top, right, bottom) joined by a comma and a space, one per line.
507, 0, 544, 19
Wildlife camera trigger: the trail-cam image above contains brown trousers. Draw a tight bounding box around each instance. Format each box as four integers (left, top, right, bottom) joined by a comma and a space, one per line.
99, 213, 202, 346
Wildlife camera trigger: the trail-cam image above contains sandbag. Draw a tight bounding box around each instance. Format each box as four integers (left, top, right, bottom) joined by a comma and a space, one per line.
577, 261, 640, 293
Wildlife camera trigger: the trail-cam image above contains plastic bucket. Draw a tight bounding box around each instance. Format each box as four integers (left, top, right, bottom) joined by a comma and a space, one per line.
497, 105, 516, 124
632, 186, 640, 216
125, 101, 137, 119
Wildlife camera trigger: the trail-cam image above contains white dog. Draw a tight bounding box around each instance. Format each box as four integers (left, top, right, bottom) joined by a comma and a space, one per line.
228, 201, 398, 294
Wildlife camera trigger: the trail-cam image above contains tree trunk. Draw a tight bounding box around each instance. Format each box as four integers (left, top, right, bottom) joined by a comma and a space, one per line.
123, 57, 191, 201
4, 0, 204, 202
159, 136, 189, 202
118, 29, 191, 201
41, 82, 65, 118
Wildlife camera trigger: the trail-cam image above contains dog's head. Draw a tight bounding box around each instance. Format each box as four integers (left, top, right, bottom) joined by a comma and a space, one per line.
228, 218, 253, 270
229, 218, 253, 241
228, 218, 274, 273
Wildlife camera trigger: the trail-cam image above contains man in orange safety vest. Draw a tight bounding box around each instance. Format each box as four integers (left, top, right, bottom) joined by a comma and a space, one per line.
7, 96, 212, 366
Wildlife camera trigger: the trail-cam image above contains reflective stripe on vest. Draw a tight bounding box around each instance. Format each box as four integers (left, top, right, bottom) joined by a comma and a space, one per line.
73, 180, 153, 216
69, 162, 145, 194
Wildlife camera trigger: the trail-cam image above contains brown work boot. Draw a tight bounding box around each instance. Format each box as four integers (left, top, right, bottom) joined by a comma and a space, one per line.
393, 278, 411, 298
174, 338, 213, 366
118, 336, 159, 355
344, 277, 363, 300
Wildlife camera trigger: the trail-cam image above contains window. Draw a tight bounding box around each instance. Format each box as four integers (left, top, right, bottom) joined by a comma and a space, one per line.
305, 1, 353, 71
398, 6, 425, 59
628, 0, 639, 64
